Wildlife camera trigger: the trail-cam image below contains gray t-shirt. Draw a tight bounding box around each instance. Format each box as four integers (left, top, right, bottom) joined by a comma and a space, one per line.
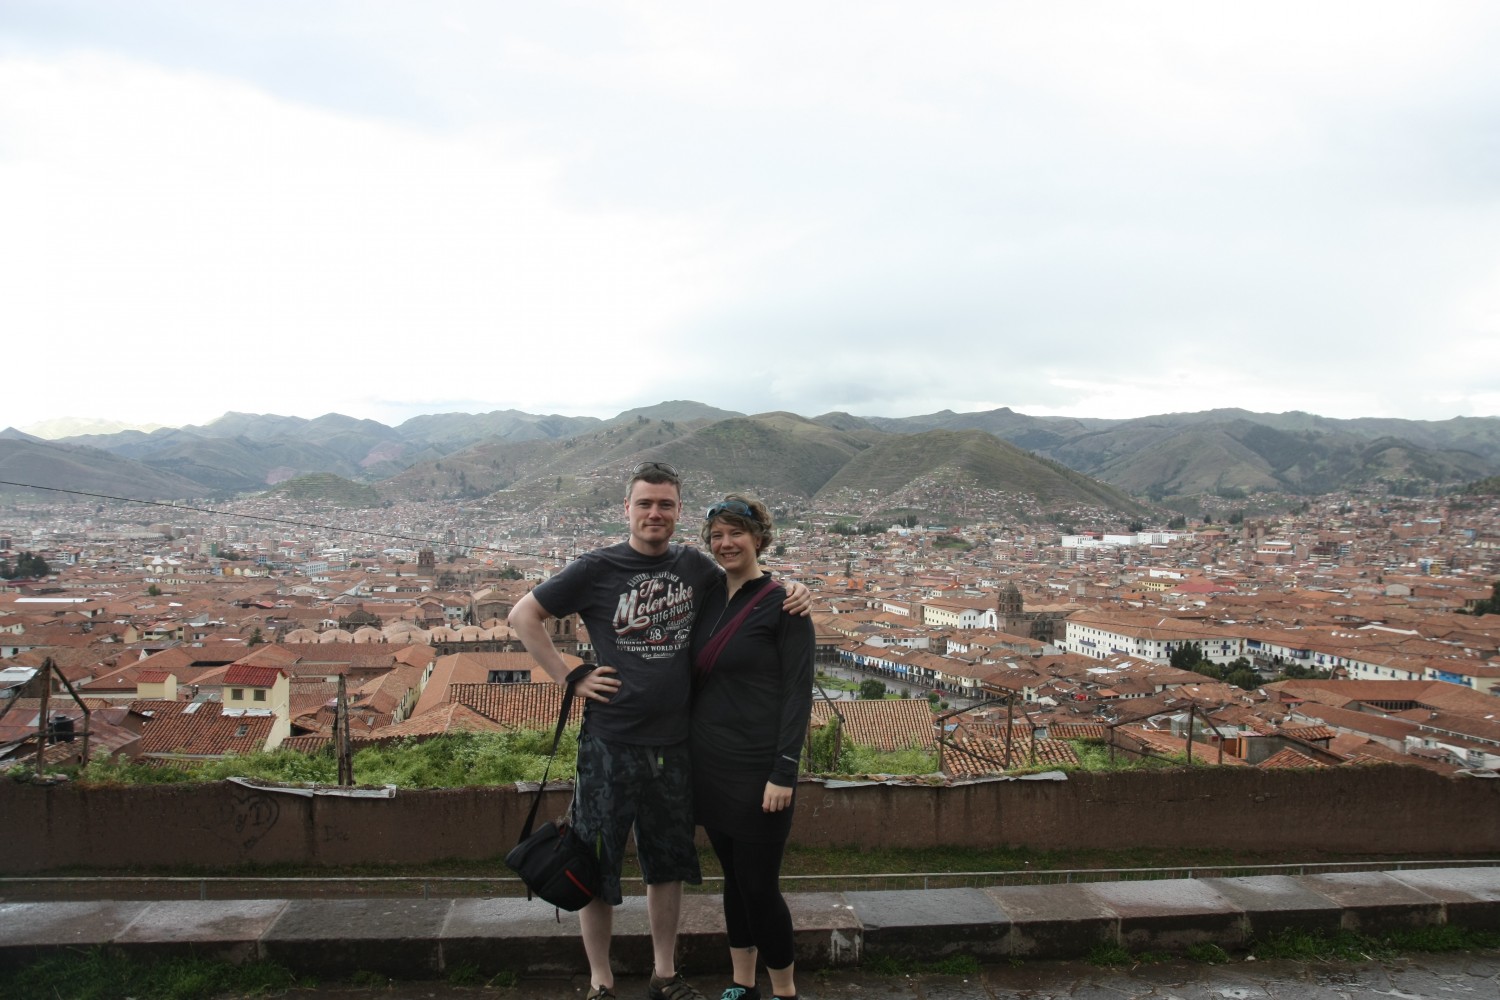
531, 541, 720, 745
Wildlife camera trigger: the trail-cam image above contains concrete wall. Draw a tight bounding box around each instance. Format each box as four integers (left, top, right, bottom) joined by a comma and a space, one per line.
3, 768, 1496, 874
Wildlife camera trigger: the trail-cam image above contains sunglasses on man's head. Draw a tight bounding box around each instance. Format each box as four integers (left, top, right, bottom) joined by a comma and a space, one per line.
706, 499, 758, 521
630, 461, 679, 480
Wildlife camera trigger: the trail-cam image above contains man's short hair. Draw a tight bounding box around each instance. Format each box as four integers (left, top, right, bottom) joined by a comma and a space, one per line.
627, 460, 681, 499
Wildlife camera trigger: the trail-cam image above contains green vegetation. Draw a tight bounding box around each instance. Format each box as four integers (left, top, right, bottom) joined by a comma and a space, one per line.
1085, 925, 1500, 969
801, 715, 938, 775
842, 743, 939, 775
263, 473, 381, 508
858, 678, 887, 699
74, 730, 579, 788
1185, 942, 1230, 963
0, 550, 51, 578
63, 726, 941, 789
1250, 925, 1500, 962
0, 950, 295, 1000
1067, 740, 1185, 772
1459, 578, 1500, 617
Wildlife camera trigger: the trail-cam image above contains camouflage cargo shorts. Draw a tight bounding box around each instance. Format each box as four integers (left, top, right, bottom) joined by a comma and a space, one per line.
572, 731, 702, 905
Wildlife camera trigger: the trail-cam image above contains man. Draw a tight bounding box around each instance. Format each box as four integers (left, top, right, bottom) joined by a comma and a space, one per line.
509, 461, 809, 1000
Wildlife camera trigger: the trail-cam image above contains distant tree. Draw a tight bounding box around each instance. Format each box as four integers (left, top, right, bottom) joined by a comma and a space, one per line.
498, 565, 523, 581
1167, 515, 1187, 530
1169, 644, 1203, 670
1461, 579, 1500, 616
247, 627, 264, 647
858, 679, 887, 700
1194, 660, 1225, 681
1228, 511, 1244, 525
1128, 520, 1144, 533
1, 551, 50, 579
774, 543, 786, 557
1226, 667, 1261, 690
147, 584, 162, 597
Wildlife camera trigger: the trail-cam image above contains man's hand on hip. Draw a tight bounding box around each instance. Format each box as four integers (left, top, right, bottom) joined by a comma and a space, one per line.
576, 665, 620, 702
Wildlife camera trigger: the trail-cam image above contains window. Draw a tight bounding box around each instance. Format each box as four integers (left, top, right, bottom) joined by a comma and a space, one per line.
253, 689, 266, 702
230, 688, 244, 700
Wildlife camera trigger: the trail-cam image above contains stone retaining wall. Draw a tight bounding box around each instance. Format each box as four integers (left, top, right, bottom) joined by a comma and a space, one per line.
2, 767, 1495, 873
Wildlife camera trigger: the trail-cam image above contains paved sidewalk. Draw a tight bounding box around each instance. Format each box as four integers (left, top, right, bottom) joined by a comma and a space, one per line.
216, 952, 1500, 999
2, 867, 1498, 982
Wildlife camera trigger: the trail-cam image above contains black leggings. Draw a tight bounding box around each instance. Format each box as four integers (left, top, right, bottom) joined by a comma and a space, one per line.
705, 827, 795, 971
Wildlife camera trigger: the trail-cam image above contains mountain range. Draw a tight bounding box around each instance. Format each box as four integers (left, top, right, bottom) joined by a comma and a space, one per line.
3, 403, 1497, 520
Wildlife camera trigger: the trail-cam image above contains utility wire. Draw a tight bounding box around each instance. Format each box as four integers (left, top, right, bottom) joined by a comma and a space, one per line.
0, 479, 508, 555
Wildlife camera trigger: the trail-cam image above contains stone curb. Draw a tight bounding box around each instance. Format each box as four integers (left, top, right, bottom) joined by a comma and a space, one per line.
1, 868, 1497, 976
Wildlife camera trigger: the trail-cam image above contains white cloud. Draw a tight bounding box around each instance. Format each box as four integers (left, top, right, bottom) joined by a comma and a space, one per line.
3, 2, 1500, 428
0, 51, 732, 425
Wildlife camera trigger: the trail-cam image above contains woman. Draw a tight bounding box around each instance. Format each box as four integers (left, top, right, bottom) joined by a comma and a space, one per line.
691, 495, 814, 1000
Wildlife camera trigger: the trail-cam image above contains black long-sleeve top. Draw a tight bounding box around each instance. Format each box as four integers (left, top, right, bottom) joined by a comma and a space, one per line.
690, 574, 814, 788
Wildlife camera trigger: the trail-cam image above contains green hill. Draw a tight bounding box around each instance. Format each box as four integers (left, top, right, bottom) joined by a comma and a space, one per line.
817, 429, 1149, 518
265, 473, 382, 508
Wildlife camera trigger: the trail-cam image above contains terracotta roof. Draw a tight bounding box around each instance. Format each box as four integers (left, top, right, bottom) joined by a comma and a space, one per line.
810, 699, 936, 751
1279, 724, 1336, 742
1050, 722, 1108, 741
133, 701, 275, 756
414, 651, 574, 718
365, 703, 510, 741
449, 682, 582, 731
1258, 748, 1328, 769
945, 735, 1080, 777
223, 664, 283, 687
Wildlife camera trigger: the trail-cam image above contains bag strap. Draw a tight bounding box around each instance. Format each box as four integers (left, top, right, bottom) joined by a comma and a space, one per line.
693, 577, 782, 682
516, 663, 592, 844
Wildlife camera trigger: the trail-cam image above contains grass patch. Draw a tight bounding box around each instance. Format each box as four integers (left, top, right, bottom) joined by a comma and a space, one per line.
1185, 942, 1230, 964
1086, 943, 1135, 966
1251, 925, 1500, 963
72, 729, 581, 788
0, 951, 295, 1000
445, 962, 485, 985
348, 969, 388, 987
863, 953, 982, 976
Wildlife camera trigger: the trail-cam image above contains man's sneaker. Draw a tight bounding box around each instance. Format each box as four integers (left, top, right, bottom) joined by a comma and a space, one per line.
585, 986, 617, 1000
648, 971, 706, 1000
719, 987, 761, 1000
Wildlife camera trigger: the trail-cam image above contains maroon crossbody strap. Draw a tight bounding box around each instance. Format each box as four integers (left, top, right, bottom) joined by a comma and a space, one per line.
693, 578, 782, 681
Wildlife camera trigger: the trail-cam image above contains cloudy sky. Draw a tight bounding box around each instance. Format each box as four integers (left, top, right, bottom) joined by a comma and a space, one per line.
4, 1, 1499, 434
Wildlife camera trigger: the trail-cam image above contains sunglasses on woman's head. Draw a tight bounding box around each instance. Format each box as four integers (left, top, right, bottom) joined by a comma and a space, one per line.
706, 500, 757, 521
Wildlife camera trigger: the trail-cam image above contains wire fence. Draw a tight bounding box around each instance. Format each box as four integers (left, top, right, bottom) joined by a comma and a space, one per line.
4, 858, 1496, 902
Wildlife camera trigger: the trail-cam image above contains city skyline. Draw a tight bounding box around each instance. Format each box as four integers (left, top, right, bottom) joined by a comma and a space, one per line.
5, 2, 1500, 430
